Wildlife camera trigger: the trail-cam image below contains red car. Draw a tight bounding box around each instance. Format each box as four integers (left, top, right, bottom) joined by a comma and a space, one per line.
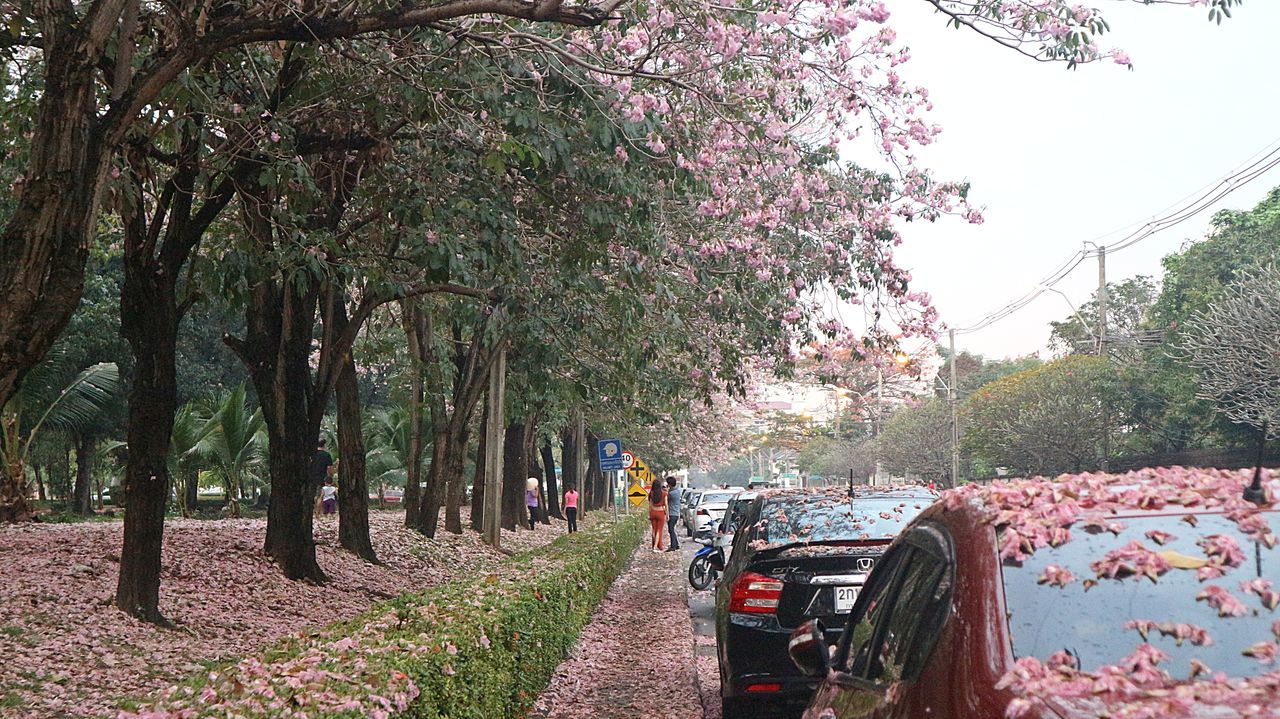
788, 469, 1280, 719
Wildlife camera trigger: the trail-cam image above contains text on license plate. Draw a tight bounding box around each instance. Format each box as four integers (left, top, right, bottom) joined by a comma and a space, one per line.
834, 586, 860, 613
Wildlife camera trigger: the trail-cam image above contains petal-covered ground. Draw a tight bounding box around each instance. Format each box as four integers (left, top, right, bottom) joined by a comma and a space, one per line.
532, 547, 703, 719
0, 509, 585, 718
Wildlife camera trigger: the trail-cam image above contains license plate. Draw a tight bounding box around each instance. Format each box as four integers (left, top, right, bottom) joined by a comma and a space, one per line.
834, 586, 860, 613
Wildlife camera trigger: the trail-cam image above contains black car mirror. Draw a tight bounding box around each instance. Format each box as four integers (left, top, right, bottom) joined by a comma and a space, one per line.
788, 619, 830, 677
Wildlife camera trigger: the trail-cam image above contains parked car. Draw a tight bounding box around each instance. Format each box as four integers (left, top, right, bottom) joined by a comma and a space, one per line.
791, 471, 1280, 719
683, 489, 705, 535
715, 491, 758, 564
716, 486, 936, 719
369, 487, 404, 504
691, 489, 740, 536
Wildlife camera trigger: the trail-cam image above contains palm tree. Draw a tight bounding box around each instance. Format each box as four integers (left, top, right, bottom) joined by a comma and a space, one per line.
1, 361, 121, 521
193, 385, 266, 519
364, 407, 416, 504
169, 403, 212, 517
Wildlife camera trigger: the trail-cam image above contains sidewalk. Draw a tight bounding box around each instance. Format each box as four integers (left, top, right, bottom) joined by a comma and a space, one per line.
532, 545, 703, 719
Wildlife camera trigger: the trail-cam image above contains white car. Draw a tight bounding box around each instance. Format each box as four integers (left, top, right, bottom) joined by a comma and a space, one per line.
682, 489, 704, 534
714, 491, 757, 563
689, 489, 739, 536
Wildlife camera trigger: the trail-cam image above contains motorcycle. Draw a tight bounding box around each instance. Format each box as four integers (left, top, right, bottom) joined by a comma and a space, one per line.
688, 517, 723, 590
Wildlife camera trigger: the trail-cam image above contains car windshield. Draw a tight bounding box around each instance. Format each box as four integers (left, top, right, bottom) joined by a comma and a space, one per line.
753, 494, 929, 546
1002, 513, 1280, 678
725, 498, 754, 532
700, 492, 737, 506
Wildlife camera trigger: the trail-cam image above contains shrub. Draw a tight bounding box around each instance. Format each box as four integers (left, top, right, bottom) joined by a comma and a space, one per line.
118, 515, 644, 719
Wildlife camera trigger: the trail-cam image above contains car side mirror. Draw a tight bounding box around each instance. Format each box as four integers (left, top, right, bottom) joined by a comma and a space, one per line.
788, 619, 829, 677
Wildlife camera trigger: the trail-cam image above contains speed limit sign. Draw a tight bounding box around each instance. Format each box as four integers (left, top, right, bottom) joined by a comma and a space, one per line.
621, 451, 635, 469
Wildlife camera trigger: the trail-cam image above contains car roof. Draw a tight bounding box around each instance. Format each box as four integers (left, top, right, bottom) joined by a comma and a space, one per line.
756, 485, 938, 503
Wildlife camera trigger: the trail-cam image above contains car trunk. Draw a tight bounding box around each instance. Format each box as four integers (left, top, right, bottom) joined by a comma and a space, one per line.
747, 542, 889, 630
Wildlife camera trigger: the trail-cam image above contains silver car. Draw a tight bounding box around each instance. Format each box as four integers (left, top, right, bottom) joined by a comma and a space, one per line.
689, 489, 739, 536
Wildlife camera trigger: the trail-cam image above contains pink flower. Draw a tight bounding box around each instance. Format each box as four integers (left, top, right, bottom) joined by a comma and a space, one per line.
1242, 641, 1278, 663
1196, 585, 1249, 617
1037, 565, 1075, 588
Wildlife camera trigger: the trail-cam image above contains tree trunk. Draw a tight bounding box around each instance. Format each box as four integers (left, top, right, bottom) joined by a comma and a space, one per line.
116, 238, 182, 621
541, 441, 563, 519
231, 270, 327, 582
502, 422, 528, 530
73, 435, 95, 515
585, 430, 605, 510
416, 432, 449, 537
116, 369, 174, 621
411, 315, 493, 537
0, 18, 106, 419
530, 444, 551, 525
469, 403, 488, 532
0, 411, 33, 521
442, 421, 471, 534
335, 330, 377, 563
184, 470, 199, 515
400, 300, 425, 528
34, 465, 46, 503
561, 428, 580, 515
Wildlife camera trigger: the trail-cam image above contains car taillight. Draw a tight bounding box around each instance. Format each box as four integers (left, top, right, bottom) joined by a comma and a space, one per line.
729, 571, 784, 614
746, 683, 782, 693
697, 508, 710, 515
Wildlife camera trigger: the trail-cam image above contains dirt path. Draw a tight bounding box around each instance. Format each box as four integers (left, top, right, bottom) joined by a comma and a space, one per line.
533, 546, 703, 719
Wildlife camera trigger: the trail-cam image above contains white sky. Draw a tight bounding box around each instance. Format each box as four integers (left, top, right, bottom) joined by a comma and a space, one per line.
878, 1, 1280, 360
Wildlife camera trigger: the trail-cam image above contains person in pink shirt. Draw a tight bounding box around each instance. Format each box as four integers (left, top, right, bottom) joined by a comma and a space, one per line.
563, 484, 579, 533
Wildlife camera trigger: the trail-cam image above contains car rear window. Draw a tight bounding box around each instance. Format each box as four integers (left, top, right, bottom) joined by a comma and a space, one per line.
753, 494, 928, 546
1002, 513, 1280, 678
700, 492, 737, 505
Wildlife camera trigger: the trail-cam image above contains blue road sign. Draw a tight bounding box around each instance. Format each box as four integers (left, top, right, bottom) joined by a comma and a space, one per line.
597, 438, 624, 471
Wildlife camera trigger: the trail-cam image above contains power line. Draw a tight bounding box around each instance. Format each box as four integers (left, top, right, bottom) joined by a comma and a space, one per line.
952, 134, 1280, 336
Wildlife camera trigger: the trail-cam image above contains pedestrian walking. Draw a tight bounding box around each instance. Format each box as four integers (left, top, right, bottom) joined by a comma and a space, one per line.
525, 477, 540, 530
320, 478, 337, 515
647, 479, 667, 552
563, 484, 579, 533
311, 439, 334, 516
664, 476, 682, 552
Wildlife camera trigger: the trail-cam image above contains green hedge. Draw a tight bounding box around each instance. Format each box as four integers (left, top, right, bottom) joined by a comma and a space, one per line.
119, 515, 644, 719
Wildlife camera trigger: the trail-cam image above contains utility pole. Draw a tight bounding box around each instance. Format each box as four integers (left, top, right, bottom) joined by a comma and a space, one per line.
1097, 245, 1107, 357
1097, 245, 1110, 472
873, 365, 884, 486
949, 329, 960, 488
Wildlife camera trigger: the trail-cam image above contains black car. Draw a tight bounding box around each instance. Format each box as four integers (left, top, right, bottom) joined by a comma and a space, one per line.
715, 486, 936, 719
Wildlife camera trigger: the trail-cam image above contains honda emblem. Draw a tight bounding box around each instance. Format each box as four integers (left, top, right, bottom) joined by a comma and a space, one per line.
856, 557, 874, 572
